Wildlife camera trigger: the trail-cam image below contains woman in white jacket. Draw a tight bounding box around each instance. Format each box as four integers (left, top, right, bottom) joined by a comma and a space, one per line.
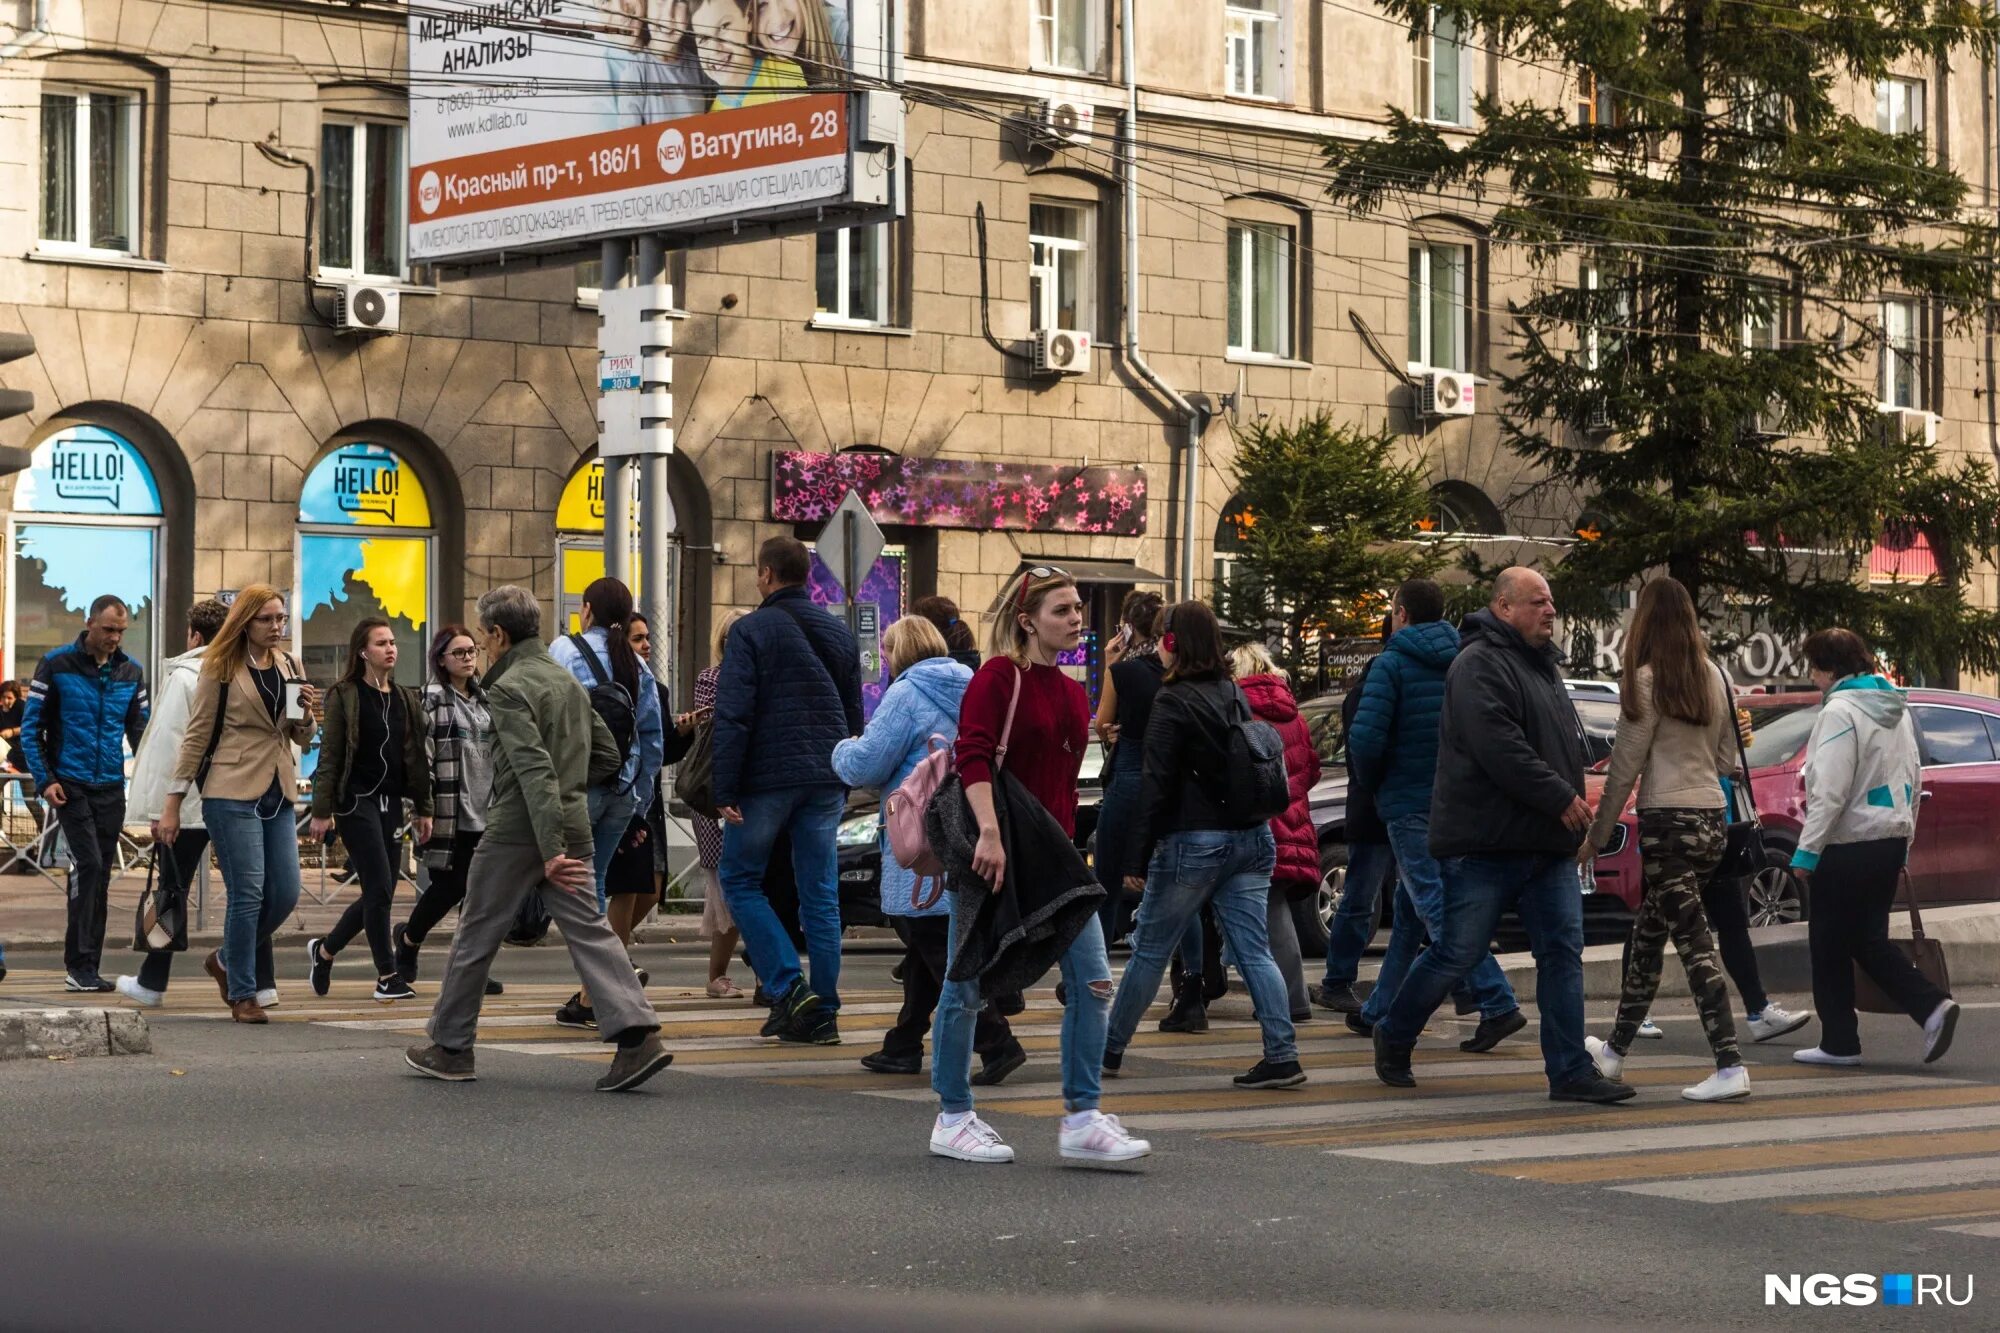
1790, 628, 1958, 1066
119, 600, 276, 1008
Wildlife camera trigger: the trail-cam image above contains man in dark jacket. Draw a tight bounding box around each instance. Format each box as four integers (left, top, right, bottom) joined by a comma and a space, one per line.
714, 535, 864, 1043
1346, 579, 1522, 1049
1310, 628, 1397, 1015
1372, 568, 1634, 1103
23, 594, 148, 993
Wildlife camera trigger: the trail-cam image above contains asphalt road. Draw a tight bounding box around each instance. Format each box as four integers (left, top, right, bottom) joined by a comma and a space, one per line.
1, 941, 1994, 1330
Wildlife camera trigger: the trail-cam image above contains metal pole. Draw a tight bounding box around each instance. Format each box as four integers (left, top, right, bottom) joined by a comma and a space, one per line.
635, 234, 677, 682
602, 238, 635, 589
843, 509, 860, 636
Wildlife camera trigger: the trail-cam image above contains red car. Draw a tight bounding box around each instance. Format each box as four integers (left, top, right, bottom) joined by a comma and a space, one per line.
1585, 687, 2000, 936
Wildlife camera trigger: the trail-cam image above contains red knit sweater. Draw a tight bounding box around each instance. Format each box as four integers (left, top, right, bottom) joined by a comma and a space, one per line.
954, 657, 1090, 837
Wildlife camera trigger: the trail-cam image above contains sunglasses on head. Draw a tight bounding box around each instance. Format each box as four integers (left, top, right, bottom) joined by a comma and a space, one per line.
1016, 564, 1070, 600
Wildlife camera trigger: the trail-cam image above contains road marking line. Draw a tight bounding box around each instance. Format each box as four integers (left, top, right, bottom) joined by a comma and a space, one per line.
1613, 1157, 2000, 1203
1474, 1124, 2000, 1183
1934, 1221, 2000, 1237
1345, 1106, 2000, 1168
1786, 1187, 2000, 1223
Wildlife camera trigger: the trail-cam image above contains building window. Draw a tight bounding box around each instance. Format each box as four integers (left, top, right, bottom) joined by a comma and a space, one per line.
1032, 0, 1095, 73
1876, 76, 1924, 138
1881, 298, 1925, 410
1408, 241, 1470, 371
1581, 261, 1631, 372
1030, 200, 1093, 334
320, 118, 406, 280
38, 89, 139, 255
1225, 1, 1282, 100
1575, 71, 1628, 127
815, 225, 891, 325
1412, 6, 1469, 125
1228, 221, 1293, 358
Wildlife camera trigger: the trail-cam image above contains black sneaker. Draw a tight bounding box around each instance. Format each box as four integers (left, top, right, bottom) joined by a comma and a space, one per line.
596, 1034, 673, 1092
1235, 1058, 1308, 1090
484, 978, 506, 996
374, 976, 416, 1003
1159, 978, 1207, 1034
306, 938, 333, 998
555, 993, 598, 1030
859, 1049, 920, 1075
64, 972, 95, 993
780, 1005, 840, 1046
1373, 1029, 1416, 1088
1459, 1008, 1527, 1054
889, 957, 907, 985
1101, 1049, 1123, 1078
404, 1043, 475, 1082
1345, 1012, 1374, 1037
971, 1042, 1028, 1086
633, 964, 650, 987
1311, 982, 1362, 1015
1550, 1074, 1637, 1104
759, 979, 810, 1039
394, 922, 421, 985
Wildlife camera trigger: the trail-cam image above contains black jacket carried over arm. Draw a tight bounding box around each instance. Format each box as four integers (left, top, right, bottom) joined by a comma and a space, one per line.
1428, 609, 1587, 860
1133, 676, 1268, 870
1341, 655, 1388, 845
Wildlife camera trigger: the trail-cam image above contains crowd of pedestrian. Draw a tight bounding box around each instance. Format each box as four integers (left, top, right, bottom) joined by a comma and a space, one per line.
0, 552, 1968, 1145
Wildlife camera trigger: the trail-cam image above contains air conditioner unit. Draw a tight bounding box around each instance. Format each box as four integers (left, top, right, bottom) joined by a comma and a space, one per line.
1878, 405, 1938, 449
1420, 370, 1476, 418
1033, 327, 1092, 376
335, 283, 399, 335
1036, 100, 1094, 148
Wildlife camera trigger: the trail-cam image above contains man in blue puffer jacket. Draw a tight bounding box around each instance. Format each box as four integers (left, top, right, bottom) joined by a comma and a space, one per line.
1345, 578, 1524, 1052
23, 594, 149, 993
715, 535, 864, 1044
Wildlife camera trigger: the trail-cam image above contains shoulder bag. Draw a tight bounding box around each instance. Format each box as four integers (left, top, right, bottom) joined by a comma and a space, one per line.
918, 664, 1022, 910
1853, 867, 1950, 1013
1715, 666, 1769, 886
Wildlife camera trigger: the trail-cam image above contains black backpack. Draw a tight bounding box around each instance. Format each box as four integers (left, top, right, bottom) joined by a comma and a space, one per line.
567, 632, 637, 764
1197, 688, 1290, 824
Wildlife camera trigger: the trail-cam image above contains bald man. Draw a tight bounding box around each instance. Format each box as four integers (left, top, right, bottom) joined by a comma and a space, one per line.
1371, 567, 1636, 1103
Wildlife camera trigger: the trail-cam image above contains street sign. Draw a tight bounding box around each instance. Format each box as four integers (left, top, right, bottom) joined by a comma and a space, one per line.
817, 489, 886, 599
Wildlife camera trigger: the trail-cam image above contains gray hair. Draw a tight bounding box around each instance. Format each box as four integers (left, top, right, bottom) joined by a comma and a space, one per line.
476, 585, 541, 644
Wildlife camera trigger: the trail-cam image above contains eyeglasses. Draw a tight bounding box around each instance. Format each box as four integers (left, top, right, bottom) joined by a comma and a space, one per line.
444, 648, 478, 660
251, 614, 289, 627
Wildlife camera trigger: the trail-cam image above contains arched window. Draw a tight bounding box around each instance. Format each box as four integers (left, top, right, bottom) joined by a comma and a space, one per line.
295, 442, 433, 691
7, 424, 162, 678
556, 457, 641, 634
1417, 481, 1504, 537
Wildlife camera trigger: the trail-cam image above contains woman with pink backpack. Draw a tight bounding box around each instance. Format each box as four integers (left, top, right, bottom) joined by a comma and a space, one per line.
832, 617, 1021, 1078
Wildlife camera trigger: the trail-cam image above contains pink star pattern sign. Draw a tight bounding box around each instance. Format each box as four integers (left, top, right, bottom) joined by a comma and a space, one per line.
770, 452, 1148, 535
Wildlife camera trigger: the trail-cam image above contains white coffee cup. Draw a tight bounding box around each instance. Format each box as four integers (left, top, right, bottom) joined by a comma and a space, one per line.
283, 679, 308, 722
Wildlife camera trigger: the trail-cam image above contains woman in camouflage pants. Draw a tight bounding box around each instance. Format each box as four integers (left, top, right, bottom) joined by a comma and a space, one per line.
1578, 578, 1749, 1103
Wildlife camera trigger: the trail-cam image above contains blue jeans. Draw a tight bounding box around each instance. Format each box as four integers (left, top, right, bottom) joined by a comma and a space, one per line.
1107, 826, 1297, 1064
719, 784, 844, 1010
1092, 767, 1140, 946
934, 896, 1110, 1115
205, 783, 303, 1004
1322, 837, 1396, 987
1377, 852, 1591, 1088
586, 786, 637, 914
1363, 814, 1518, 1024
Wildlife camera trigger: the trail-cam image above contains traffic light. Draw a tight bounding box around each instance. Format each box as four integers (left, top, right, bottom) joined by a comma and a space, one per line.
0, 331, 34, 475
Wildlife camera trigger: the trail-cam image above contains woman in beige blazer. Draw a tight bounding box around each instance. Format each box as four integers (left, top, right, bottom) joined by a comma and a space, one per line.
159, 584, 319, 1022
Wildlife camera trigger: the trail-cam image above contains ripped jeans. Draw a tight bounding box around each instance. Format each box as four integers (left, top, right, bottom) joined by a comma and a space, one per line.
933, 894, 1111, 1115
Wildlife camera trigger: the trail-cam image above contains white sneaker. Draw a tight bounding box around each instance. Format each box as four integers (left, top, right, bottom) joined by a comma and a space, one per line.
1794, 1046, 1862, 1067
930, 1113, 1015, 1164
1585, 1034, 1623, 1080
256, 988, 280, 1009
1635, 1019, 1665, 1040
114, 976, 163, 1008
1058, 1110, 1151, 1164
1746, 1005, 1810, 1042
1682, 1065, 1751, 1102
1924, 1000, 1960, 1064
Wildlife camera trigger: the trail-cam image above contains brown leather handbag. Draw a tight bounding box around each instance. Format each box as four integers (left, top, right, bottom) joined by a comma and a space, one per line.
1853, 867, 1950, 1013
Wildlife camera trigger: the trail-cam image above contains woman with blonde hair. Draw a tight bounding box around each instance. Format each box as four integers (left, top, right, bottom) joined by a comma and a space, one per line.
752, 0, 845, 83
692, 609, 747, 998
834, 615, 1010, 1076
158, 586, 319, 1023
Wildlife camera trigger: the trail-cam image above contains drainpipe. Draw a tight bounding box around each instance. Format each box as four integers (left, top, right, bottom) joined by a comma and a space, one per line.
1119, 0, 1204, 600
2, 0, 53, 59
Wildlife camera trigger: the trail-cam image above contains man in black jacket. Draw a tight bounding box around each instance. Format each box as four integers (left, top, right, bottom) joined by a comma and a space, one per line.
1372, 568, 1634, 1103
1310, 630, 1396, 1017
714, 535, 864, 1045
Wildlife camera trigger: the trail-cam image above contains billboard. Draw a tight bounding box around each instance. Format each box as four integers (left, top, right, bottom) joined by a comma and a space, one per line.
408, 0, 874, 261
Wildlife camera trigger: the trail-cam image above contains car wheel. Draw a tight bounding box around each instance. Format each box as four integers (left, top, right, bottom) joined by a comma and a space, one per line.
1748, 847, 1809, 926
1292, 841, 1343, 958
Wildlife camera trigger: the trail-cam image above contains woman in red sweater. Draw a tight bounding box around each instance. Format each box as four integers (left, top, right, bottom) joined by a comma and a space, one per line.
928, 567, 1151, 1167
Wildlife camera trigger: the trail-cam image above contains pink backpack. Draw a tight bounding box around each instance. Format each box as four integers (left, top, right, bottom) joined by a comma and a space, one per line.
885, 666, 1021, 910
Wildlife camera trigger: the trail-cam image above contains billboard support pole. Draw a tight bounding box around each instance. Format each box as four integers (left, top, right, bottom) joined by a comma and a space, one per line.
602, 238, 635, 591
635, 233, 678, 689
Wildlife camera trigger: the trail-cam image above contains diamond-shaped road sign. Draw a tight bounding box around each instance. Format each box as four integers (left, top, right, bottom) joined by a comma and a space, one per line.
816, 488, 885, 597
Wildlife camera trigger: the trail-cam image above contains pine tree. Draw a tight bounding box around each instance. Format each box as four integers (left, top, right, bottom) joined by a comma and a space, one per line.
1216, 412, 1442, 676
1323, 0, 2000, 681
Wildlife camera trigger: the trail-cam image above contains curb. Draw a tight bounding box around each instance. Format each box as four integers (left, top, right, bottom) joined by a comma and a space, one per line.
0, 1007, 151, 1061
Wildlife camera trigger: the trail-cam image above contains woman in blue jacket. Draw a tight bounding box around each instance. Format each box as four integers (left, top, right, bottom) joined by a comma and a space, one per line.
834, 616, 1020, 1078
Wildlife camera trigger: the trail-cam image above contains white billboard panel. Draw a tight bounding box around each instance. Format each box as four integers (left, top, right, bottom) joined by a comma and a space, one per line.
409, 0, 866, 260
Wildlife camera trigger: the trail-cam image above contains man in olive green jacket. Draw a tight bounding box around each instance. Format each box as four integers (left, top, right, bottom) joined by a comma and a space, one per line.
406, 586, 672, 1093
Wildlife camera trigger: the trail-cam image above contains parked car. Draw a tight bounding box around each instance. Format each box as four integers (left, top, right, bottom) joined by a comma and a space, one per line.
1585, 686, 2000, 938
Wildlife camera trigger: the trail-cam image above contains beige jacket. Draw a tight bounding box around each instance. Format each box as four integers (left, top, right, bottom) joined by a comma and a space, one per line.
170, 651, 319, 803
1585, 662, 1736, 851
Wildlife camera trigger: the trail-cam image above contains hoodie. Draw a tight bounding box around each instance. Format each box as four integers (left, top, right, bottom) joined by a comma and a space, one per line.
1241, 673, 1323, 889
1791, 674, 1922, 872
1346, 620, 1461, 821
129, 647, 207, 828
832, 656, 974, 917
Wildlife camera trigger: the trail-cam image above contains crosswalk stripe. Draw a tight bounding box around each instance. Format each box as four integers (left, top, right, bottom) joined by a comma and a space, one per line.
1934, 1221, 2000, 1237
1612, 1157, 2000, 1203
1473, 1123, 2000, 1184
1785, 1187, 2000, 1223
1213, 1080, 1997, 1147
1343, 1104, 2000, 1169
